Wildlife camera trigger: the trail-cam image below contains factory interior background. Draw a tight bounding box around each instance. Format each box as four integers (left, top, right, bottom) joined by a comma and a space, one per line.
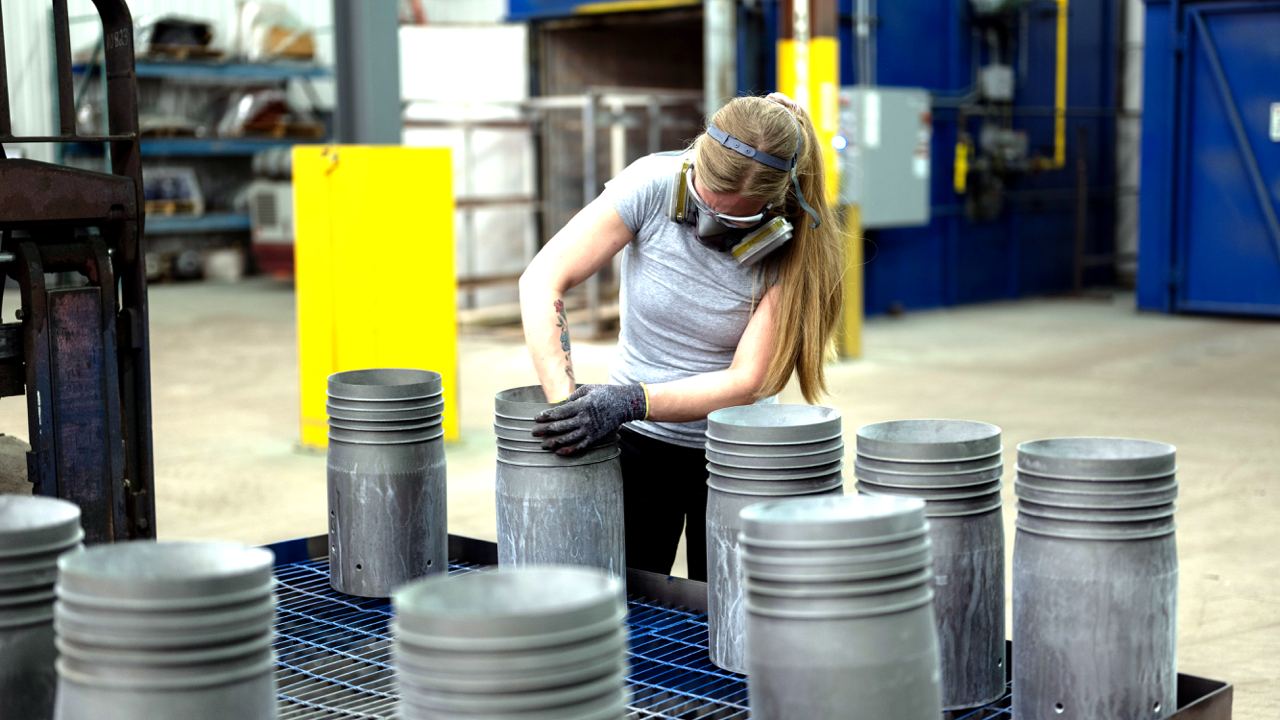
0, 0, 1277, 718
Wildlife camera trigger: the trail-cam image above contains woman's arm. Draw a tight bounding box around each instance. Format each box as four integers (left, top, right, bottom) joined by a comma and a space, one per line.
645, 283, 781, 422
519, 194, 634, 403
533, 284, 783, 454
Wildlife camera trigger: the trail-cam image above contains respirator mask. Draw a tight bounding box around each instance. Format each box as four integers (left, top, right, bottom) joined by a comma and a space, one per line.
668, 161, 793, 266
667, 120, 821, 266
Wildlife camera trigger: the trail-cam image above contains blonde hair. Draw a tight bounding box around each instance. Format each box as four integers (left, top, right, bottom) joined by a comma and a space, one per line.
692, 95, 844, 403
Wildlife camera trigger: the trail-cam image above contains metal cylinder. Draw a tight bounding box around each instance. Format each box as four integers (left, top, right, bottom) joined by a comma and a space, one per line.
53, 541, 277, 720
854, 418, 1006, 710
1013, 437, 1178, 720
704, 404, 846, 675
327, 369, 448, 598
740, 495, 942, 719
0, 496, 83, 720
393, 566, 628, 720
706, 480, 843, 674
494, 387, 626, 580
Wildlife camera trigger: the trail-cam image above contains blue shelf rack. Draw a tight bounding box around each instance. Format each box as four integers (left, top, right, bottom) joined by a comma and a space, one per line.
72, 59, 330, 82
62, 137, 324, 158
146, 212, 251, 235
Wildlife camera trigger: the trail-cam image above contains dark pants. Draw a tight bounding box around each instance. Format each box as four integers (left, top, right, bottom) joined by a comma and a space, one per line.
619, 427, 708, 582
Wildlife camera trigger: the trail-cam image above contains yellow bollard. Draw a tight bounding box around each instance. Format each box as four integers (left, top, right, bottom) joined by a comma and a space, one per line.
838, 204, 863, 359
293, 145, 459, 448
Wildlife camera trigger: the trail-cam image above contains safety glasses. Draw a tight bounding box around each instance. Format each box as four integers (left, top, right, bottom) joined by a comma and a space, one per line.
685, 169, 769, 228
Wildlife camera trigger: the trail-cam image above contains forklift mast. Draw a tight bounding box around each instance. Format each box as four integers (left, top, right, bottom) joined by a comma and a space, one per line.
0, 0, 156, 542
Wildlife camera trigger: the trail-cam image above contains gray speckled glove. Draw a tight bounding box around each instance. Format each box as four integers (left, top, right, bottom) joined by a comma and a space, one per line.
532, 384, 648, 456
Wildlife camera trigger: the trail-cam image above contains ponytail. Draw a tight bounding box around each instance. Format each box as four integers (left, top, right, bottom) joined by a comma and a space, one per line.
761, 104, 842, 402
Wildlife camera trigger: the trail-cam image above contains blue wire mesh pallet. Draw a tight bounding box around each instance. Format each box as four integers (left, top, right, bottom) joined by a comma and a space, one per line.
272, 558, 1011, 718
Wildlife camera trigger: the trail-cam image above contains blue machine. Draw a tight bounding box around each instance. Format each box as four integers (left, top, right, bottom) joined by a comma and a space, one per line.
842, 0, 1118, 314
1138, 0, 1280, 317
508, 0, 1121, 315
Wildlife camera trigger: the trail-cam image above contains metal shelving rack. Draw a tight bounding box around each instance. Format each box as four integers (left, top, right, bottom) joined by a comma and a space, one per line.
65, 57, 329, 243
63, 135, 324, 160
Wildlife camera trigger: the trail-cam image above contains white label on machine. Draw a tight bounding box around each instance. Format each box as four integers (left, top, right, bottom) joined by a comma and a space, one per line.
1271, 102, 1280, 142
863, 92, 881, 148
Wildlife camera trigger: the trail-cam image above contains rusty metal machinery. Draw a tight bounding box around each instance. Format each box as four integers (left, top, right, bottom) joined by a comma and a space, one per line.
0, 0, 156, 542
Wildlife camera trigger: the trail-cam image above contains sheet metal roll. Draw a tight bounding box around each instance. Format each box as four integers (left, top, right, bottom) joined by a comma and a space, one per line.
495, 387, 625, 580
854, 418, 1006, 710
740, 495, 942, 720
1013, 437, 1178, 720
328, 369, 448, 598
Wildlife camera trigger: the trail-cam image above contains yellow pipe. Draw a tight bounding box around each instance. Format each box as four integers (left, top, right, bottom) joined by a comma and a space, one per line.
954, 136, 970, 195
838, 204, 862, 359
1051, 0, 1069, 169
574, 0, 698, 14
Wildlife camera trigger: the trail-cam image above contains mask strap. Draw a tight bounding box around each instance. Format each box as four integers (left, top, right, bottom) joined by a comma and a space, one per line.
766, 96, 822, 230
706, 124, 790, 171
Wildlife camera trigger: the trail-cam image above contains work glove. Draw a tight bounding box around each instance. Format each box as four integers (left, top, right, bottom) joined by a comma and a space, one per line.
532, 383, 648, 456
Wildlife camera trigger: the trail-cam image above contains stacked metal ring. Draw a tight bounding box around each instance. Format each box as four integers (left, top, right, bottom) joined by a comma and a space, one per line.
854, 418, 1006, 710
493, 387, 626, 581
739, 495, 943, 719
393, 566, 629, 720
1013, 437, 1178, 720
0, 496, 83, 719
703, 404, 844, 673
53, 541, 277, 720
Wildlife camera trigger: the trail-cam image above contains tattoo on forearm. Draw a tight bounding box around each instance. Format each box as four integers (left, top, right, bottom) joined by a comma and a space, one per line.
554, 299, 574, 383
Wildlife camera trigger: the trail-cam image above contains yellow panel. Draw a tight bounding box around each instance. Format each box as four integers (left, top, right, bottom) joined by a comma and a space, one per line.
776, 39, 797, 102
777, 37, 840, 204
294, 146, 338, 449
810, 36, 840, 205
294, 145, 459, 448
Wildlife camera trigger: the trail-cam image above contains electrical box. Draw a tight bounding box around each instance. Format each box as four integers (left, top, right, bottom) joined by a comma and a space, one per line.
837, 87, 932, 229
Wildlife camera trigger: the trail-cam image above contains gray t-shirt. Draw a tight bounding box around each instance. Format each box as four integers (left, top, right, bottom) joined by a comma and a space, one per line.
604, 152, 767, 448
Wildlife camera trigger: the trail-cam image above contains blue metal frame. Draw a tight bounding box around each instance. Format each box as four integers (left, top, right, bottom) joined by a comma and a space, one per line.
72, 59, 330, 82
507, 0, 699, 21
145, 212, 251, 235
1140, 0, 1280, 316
63, 137, 325, 159
268, 554, 1018, 718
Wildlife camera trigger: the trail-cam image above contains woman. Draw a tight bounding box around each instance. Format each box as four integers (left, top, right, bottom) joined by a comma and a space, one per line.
518, 93, 844, 580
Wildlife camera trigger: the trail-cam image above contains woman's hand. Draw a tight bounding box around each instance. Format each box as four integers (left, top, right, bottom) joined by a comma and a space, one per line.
533, 384, 648, 455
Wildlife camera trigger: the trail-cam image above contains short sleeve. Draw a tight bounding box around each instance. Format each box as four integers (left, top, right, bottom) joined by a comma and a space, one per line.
604, 154, 680, 235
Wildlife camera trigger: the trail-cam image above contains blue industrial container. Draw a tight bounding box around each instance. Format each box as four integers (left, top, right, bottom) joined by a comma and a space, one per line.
1138, 0, 1280, 317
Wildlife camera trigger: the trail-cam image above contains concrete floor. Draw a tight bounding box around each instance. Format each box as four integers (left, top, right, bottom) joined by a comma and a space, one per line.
1, 280, 1276, 717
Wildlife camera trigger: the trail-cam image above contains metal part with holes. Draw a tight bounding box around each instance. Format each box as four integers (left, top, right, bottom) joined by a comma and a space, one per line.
328, 441, 447, 598
267, 535, 1234, 719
